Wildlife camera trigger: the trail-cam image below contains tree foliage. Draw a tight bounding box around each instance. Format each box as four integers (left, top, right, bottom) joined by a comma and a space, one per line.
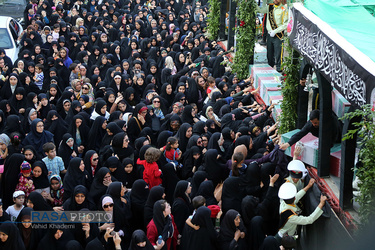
207, 0, 220, 40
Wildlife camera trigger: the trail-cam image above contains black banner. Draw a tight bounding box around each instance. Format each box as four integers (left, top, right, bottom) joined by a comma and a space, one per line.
289, 7, 375, 108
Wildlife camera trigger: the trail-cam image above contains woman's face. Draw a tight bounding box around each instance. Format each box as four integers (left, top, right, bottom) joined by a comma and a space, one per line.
36, 121, 44, 133
123, 62, 129, 70
9, 76, 18, 86
150, 65, 157, 74
59, 49, 67, 58
93, 67, 100, 75
33, 166, 42, 178
186, 183, 192, 194
22, 218, 32, 229
115, 46, 120, 54
75, 193, 85, 204
101, 56, 108, 65
234, 215, 241, 227
179, 53, 185, 63
202, 136, 208, 147
207, 108, 213, 117
101, 120, 107, 129
47, 35, 53, 43
108, 94, 115, 103
103, 202, 114, 212
67, 138, 74, 148
166, 84, 172, 95
152, 98, 160, 108
16, 93, 23, 101
0, 232, 8, 242
163, 202, 171, 217
101, 35, 108, 43
123, 135, 129, 148
136, 77, 144, 86
91, 153, 99, 166
24, 149, 34, 160
186, 127, 192, 138
124, 164, 133, 173
101, 105, 107, 115
50, 179, 60, 190
178, 85, 185, 93
131, 42, 137, 50
82, 84, 90, 94
79, 160, 85, 172
54, 230, 63, 240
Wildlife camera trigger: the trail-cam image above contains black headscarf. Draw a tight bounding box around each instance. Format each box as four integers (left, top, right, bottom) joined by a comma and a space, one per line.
160, 163, 180, 205
2, 153, 25, 208
221, 176, 244, 215
112, 132, 134, 161
106, 182, 130, 232
63, 185, 95, 210
87, 116, 106, 152
180, 105, 195, 125
22, 118, 54, 158
63, 157, 89, 201
0, 222, 26, 250
90, 167, 112, 206
32, 160, 50, 189
196, 180, 217, 206
58, 133, 77, 168
130, 179, 150, 231
219, 209, 242, 244
45, 110, 69, 149
175, 123, 192, 153
153, 200, 174, 242
28, 191, 52, 211
144, 186, 165, 227
129, 229, 154, 250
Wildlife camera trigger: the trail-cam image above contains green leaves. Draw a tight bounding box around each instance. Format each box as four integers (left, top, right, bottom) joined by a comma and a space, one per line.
207, 0, 221, 40
342, 104, 375, 229
278, 37, 300, 134
232, 0, 257, 79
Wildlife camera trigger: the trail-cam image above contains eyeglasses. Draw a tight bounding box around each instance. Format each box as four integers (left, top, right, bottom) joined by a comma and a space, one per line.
103, 203, 114, 208
202, 139, 208, 141
92, 158, 99, 161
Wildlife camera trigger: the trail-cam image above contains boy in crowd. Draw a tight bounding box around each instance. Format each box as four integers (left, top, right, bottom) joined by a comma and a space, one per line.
5, 190, 25, 221
42, 142, 67, 178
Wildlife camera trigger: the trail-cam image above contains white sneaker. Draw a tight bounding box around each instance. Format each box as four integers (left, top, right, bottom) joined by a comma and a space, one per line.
352, 176, 361, 191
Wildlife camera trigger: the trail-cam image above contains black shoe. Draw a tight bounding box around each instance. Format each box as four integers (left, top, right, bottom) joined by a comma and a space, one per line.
259, 41, 266, 45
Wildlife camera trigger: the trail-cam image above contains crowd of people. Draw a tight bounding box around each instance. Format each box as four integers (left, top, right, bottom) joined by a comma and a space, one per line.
0, 0, 328, 249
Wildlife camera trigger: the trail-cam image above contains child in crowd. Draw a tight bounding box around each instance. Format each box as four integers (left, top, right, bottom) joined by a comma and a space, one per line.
15, 161, 35, 198
52, 23, 60, 42
33, 64, 44, 90
0, 133, 10, 177
186, 195, 206, 230
206, 76, 218, 100
160, 137, 182, 166
45, 175, 64, 207
230, 152, 247, 177
42, 142, 67, 177
5, 191, 25, 221
137, 147, 162, 189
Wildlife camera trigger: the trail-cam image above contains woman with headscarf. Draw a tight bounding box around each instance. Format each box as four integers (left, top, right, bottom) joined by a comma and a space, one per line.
63, 158, 90, 201
127, 103, 151, 145
22, 108, 37, 134
90, 99, 110, 121
37, 224, 74, 250
180, 206, 218, 250
106, 181, 131, 248
68, 115, 89, 153
200, 149, 227, 187
181, 145, 202, 179
32, 160, 50, 193
2, 154, 24, 206
83, 150, 99, 184
0, 73, 22, 100
3, 115, 24, 139
62, 185, 95, 211
160, 162, 180, 205
45, 110, 69, 150
196, 180, 217, 206
22, 119, 54, 159
27, 191, 52, 211
219, 209, 247, 250
221, 176, 244, 216
144, 186, 166, 228
130, 179, 150, 232
87, 116, 107, 152
180, 105, 197, 125
175, 123, 192, 153
16, 207, 43, 250
101, 121, 122, 147
112, 132, 135, 162
0, 222, 26, 250
9, 87, 27, 115
58, 133, 78, 168
89, 167, 113, 207
160, 83, 175, 107
64, 100, 82, 125
172, 180, 193, 234
147, 200, 179, 250
129, 229, 154, 250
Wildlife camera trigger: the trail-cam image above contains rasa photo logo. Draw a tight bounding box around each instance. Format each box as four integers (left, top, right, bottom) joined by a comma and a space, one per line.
31, 211, 113, 223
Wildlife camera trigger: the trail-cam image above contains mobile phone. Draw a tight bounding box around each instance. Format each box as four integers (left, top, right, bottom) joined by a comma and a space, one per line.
110, 231, 116, 236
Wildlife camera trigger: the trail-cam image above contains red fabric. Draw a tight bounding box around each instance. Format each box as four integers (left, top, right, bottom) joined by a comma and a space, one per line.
146, 215, 179, 250
164, 147, 178, 162
137, 159, 162, 189
207, 205, 221, 218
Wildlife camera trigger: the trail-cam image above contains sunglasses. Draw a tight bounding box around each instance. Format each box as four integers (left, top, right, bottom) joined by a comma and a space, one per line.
92, 158, 99, 161
103, 203, 114, 208
82, 87, 89, 90
180, 98, 186, 101
153, 100, 160, 103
